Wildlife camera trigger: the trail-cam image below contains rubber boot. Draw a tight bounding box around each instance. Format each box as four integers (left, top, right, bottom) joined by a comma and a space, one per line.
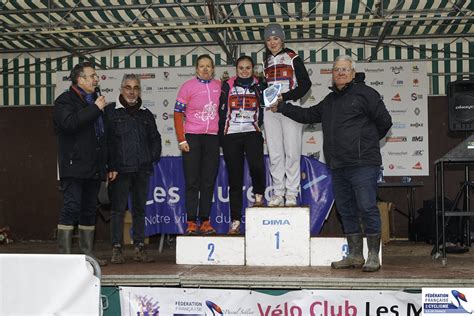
363, 233, 381, 272
57, 224, 74, 254
331, 233, 365, 269
78, 225, 107, 266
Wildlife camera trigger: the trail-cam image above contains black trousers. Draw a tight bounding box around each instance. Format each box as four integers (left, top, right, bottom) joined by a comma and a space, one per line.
109, 172, 150, 246
182, 134, 220, 221
59, 177, 101, 226
222, 131, 266, 220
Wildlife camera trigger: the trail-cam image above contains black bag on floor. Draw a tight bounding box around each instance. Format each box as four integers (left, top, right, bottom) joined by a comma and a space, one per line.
412, 197, 461, 244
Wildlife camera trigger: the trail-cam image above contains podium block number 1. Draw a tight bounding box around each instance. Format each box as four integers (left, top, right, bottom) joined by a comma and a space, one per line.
274, 231, 280, 249
246, 207, 310, 266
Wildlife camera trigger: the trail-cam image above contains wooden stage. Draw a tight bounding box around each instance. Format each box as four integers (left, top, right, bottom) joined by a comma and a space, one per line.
1, 238, 473, 291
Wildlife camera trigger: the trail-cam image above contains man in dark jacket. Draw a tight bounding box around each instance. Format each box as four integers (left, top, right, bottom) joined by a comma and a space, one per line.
54, 62, 109, 265
272, 55, 392, 272
107, 74, 162, 264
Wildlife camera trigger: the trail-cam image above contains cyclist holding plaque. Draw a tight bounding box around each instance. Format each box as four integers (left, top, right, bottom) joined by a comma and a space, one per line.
219, 55, 266, 235
263, 23, 312, 207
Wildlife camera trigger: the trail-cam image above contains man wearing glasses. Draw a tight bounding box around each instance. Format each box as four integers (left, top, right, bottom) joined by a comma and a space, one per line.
271, 55, 392, 272
107, 74, 161, 264
54, 62, 109, 265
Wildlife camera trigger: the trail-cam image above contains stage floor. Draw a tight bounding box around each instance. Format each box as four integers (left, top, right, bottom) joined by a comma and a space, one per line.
2, 238, 472, 290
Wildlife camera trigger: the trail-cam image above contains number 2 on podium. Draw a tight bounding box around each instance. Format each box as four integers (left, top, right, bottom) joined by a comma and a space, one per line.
274, 231, 280, 249
207, 243, 215, 261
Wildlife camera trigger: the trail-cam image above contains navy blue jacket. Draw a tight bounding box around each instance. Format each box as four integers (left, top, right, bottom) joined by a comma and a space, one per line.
280, 73, 392, 169
54, 86, 108, 180
107, 97, 161, 174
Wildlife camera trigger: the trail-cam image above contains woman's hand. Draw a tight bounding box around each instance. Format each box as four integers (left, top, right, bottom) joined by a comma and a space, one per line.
269, 94, 283, 112
179, 142, 190, 152
270, 103, 279, 113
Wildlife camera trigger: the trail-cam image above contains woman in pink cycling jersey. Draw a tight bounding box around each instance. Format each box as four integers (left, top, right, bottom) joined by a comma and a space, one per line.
174, 54, 221, 235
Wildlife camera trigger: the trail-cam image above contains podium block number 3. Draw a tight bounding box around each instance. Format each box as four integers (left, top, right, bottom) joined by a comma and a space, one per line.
207, 243, 215, 261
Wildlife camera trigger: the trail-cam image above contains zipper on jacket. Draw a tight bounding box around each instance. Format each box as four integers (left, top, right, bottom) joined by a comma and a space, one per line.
358, 138, 361, 160
273, 56, 277, 84
205, 82, 211, 134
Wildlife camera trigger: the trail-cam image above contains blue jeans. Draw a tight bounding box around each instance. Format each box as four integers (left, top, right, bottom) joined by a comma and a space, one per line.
331, 165, 381, 235
109, 172, 150, 246
59, 178, 101, 226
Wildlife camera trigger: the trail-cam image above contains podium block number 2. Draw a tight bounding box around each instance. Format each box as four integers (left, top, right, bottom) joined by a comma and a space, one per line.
176, 237, 245, 265
207, 243, 215, 261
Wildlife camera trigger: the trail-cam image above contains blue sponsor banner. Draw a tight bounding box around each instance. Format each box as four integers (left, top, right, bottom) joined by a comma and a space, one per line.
143, 156, 333, 235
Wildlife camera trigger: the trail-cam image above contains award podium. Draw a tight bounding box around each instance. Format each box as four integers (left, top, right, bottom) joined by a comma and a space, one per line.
177, 207, 309, 266
177, 206, 383, 267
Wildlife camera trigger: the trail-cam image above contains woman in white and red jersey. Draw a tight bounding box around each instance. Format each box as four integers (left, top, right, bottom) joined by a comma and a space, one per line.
263, 23, 312, 207
174, 54, 221, 235
219, 55, 267, 235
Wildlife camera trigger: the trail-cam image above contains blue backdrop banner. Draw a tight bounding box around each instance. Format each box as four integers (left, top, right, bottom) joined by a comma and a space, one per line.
142, 156, 334, 236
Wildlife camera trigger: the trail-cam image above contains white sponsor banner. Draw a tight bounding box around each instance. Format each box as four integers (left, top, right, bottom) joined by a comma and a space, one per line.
422, 288, 474, 315
56, 61, 429, 176
119, 286, 421, 316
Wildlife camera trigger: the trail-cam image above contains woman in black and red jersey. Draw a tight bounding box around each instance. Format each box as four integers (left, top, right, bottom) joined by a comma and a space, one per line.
219, 55, 266, 235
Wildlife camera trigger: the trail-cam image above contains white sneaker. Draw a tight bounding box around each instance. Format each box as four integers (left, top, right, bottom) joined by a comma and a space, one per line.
285, 195, 298, 207
228, 220, 241, 235
268, 195, 284, 207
